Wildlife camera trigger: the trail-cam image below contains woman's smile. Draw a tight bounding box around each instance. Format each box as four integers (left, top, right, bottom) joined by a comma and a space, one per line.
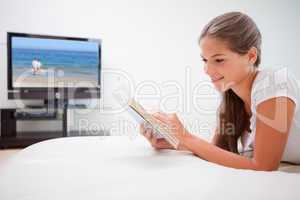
211, 76, 224, 83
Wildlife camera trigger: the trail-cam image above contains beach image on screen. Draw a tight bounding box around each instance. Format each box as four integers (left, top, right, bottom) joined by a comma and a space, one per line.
11, 36, 100, 88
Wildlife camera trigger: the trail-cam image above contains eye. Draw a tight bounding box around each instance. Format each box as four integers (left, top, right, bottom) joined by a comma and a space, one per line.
202, 58, 208, 63
215, 59, 224, 63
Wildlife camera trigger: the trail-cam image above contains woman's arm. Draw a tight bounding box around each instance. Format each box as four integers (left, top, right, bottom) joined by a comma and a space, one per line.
182, 97, 295, 171
154, 97, 295, 171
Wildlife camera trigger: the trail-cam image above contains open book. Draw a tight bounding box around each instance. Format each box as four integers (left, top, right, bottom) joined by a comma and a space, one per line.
128, 99, 180, 149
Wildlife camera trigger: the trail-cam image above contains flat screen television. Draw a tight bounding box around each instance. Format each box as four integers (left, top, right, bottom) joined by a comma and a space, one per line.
7, 32, 101, 99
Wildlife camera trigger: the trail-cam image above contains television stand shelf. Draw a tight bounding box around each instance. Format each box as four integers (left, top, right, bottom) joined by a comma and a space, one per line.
0, 105, 68, 148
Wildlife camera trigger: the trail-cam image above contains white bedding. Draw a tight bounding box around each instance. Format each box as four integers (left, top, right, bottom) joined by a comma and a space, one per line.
0, 136, 299, 200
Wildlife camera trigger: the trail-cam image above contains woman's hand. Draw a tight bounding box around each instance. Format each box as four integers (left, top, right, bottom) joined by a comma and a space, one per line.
152, 112, 188, 141
140, 112, 189, 150
140, 122, 174, 150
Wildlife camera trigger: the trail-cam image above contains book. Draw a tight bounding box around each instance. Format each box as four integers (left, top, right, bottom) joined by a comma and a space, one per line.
128, 99, 180, 149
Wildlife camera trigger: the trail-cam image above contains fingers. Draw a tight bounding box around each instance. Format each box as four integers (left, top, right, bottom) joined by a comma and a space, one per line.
140, 123, 153, 138
145, 128, 152, 140
152, 112, 178, 132
140, 122, 150, 134
140, 123, 159, 146
153, 112, 169, 123
153, 112, 178, 122
140, 123, 145, 135
145, 128, 159, 147
140, 122, 174, 150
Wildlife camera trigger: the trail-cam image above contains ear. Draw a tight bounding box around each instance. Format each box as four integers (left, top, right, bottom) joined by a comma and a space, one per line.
247, 47, 258, 65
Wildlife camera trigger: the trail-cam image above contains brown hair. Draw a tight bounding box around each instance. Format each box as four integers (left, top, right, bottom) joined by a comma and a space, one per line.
199, 12, 262, 153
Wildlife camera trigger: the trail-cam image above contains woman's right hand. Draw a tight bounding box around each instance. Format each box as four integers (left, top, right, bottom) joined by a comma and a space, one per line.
140, 122, 174, 150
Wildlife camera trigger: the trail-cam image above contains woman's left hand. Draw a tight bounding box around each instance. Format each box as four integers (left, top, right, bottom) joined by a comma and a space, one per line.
152, 112, 188, 141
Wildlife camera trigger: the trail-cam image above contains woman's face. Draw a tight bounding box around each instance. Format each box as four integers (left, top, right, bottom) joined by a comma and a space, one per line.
199, 36, 255, 92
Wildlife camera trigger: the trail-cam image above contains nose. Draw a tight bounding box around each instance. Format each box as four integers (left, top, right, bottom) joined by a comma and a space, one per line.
203, 63, 216, 76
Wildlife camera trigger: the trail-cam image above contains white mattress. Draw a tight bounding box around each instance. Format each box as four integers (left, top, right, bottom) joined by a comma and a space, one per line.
0, 136, 299, 200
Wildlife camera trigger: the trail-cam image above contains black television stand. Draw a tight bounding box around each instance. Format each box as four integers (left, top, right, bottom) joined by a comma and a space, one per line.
0, 99, 70, 148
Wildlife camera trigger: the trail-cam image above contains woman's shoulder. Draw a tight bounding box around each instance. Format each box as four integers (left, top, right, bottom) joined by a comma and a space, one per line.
251, 67, 300, 109
253, 67, 298, 86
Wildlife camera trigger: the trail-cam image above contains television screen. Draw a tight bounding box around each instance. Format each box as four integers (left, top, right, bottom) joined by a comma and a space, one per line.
8, 33, 101, 89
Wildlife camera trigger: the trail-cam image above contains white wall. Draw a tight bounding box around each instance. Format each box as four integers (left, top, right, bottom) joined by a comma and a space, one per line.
0, 0, 299, 139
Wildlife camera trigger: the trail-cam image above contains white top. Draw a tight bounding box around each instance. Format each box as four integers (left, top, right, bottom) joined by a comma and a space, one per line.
32, 60, 39, 68
239, 67, 300, 163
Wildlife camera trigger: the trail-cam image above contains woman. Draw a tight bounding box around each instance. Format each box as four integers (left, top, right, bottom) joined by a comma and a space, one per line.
140, 12, 300, 171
